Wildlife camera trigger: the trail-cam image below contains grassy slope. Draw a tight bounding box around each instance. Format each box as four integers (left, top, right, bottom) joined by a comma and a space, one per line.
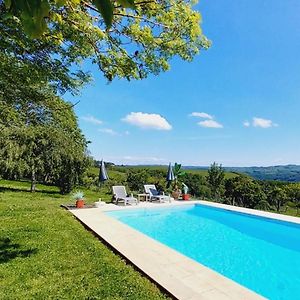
0, 180, 169, 300
90, 166, 239, 179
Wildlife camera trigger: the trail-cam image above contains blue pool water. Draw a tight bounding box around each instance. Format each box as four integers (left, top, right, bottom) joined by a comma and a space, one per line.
106, 204, 300, 299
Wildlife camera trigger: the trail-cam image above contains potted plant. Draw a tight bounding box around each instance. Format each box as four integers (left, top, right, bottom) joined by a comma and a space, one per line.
172, 163, 185, 200
182, 183, 190, 200
72, 191, 85, 208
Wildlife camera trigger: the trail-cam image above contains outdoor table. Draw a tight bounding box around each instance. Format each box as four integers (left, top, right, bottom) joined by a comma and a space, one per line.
137, 193, 150, 202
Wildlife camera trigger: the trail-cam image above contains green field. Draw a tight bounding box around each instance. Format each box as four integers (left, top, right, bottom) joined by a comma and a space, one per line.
0, 179, 169, 300
1, 177, 299, 300
90, 165, 239, 179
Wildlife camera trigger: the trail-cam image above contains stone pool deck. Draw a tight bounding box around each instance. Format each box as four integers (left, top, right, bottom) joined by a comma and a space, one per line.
68, 200, 300, 300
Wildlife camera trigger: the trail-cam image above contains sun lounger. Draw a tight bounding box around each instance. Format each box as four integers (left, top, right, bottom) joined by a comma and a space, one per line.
144, 184, 172, 203
112, 186, 138, 205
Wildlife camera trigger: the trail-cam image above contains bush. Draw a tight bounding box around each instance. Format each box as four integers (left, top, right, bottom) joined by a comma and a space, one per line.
182, 173, 211, 198
127, 170, 149, 192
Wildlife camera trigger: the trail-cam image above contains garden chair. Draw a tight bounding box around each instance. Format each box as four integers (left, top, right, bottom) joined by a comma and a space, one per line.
112, 186, 138, 206
144, 184, 172, 203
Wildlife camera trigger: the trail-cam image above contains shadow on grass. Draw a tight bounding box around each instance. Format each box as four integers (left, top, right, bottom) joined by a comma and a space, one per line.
0, 238, 37, 264
0, 186, 60, 195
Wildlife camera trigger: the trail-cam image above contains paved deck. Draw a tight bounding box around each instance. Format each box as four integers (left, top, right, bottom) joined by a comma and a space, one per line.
68, 200, 300, 300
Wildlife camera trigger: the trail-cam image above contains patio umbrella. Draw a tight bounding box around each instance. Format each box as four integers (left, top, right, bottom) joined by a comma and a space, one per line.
99, 160, 109, 185
166, 162, 175, 187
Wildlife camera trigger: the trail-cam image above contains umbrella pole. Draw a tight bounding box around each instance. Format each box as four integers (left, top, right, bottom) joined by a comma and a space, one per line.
98, 181, 102, 191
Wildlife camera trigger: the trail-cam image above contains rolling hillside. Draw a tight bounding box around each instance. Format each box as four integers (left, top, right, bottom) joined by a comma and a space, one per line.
100, 165, 238, 179
225, 165, 300, 182
101, 164, 300, 182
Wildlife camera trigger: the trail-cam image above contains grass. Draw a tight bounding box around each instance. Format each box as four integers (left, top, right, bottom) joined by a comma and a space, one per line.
89, 165, 239, 179
0, 180, 169, 300
115, 165, 239, 178
1, 177, 298, 299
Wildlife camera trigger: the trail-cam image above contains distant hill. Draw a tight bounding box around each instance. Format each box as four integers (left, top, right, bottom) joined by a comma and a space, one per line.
224, 165, 300, 182
154, 164, 300, 182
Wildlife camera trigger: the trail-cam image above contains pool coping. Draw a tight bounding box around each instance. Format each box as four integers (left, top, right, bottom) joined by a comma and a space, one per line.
198, 200, 300, 225
93, 199, 300, 225
67, 200, 300, 300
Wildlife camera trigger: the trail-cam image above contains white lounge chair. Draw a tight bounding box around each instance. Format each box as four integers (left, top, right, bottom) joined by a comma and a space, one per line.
144, 184, 172, 203
112, 186, 138, 206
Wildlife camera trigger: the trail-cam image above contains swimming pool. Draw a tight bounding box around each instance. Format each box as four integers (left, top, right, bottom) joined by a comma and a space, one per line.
106, 204, 300, 299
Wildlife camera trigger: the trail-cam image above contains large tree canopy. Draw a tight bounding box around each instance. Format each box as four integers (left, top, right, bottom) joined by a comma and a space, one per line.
0, 92, 90, 194
0, 0, 210, 192
1, 0, 210, 83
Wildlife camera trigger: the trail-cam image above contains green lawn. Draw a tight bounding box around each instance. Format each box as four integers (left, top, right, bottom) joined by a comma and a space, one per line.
89, 165, 239, 179
0, 180, 169, 300
2, 178, 298, 299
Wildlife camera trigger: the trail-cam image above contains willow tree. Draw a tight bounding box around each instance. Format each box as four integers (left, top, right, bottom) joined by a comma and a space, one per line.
0, 91, 89, 194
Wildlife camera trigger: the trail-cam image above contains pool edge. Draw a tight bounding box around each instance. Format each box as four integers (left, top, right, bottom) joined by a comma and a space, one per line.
69, 204, 265, 300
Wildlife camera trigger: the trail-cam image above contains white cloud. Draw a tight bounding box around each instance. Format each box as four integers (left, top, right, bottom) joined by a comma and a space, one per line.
82, 115, 103, 125
99, 128, 118, 136
198, 119, 223, 128
190, 111, 223, 128
123, 155, 165, 163
124, 131, 130, 135
189, 112, 213, 119
103, 155, 167, 165
243, 121, 250, 127
252, 117, 278, 128
122, 112, 172, 130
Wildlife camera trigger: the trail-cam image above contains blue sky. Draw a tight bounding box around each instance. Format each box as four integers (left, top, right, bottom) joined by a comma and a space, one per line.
66, 0, 300, 166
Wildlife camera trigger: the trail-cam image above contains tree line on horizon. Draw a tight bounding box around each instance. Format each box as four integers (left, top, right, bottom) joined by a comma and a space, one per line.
82, 162, 300, 215
1, 153, 300, 215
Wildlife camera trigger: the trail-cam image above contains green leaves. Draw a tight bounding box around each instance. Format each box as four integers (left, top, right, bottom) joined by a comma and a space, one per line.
4, 0, 50, 38
2, 0, 136, 37
117, 0, 135, 8
1, 0, 210, 82
207, 162, 225, 199
174, 163, 185, 178
91, 0, 136, 27
4, 0, 12, 9
55, 0, 67, 7
92, 0, 113, 27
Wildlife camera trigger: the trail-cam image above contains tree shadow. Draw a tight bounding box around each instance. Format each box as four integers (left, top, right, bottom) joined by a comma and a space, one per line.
0, 186, 60, 195
0, 237, 37, 264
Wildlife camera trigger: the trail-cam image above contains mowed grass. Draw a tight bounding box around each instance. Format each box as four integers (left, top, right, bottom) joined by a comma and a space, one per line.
0, 180, 169, 300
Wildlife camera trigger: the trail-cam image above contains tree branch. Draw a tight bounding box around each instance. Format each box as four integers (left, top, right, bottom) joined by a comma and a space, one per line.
114, 13, 169, 28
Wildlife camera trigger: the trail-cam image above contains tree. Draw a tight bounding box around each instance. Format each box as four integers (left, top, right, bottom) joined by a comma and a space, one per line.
0, 0, 211, 193
207, 162, 225, 200
0, 15, 91, 98
126, 169, 148, 192
182, 173, 211, 198
286, 183, 300, 214
0, 95, 89, 194
1, 0, 210, 83
269, 186, 288, 212
3, 0, 136, 36
225, 176, 266, 209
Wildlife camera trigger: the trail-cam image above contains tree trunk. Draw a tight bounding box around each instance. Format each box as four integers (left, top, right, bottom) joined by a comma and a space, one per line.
276, 201, 280, 212
31, 167, 36, 192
